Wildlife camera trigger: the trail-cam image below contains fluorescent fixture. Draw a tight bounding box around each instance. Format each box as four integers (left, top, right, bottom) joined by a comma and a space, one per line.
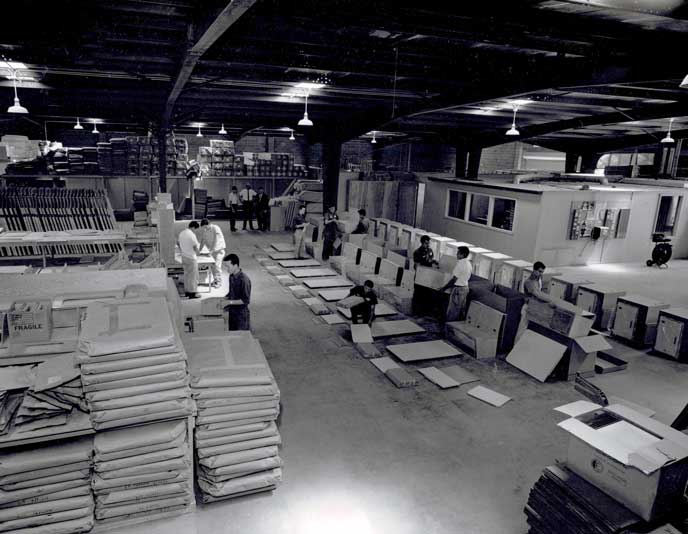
74, 117, 83, 130
661, 118, 675, 143
5, 62, 27, 70
196, 126, 203, 137
506, 105, 520, 136
295, 82, 325, 90
508, 98, 531, 107
219, 123, 227, 135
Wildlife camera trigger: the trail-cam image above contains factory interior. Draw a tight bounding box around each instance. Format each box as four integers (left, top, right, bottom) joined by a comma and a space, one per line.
0, 2, 687, 533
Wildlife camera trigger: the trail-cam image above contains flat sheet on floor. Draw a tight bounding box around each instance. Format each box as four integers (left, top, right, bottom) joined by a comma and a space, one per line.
351, 325, 374, 344
318, 289, 351, 302
506, 330, 567, 383
290, 268, 337, 278
439, 365, 480, 386
302, 278, 353, 289
268, 252, 298, 260
321, 314, 348, 325
466, 385, 512, 407
270, 243, 295, 252
278, 259, 320, 268
387, 340, 460, 362
287, 285, 311, 298
370, 357, 400, 374
370, 319, 425, 338
418, 367, 460, 389
385, 367, 417, 388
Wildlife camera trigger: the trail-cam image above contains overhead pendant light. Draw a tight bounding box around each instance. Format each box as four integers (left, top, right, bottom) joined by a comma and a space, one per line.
506, 105, 520, 136
196, 126, 203, 138
7, 72, 28, 114
289, 128, 295, 141
371, 131, 377, 144
218, 123, 227, 135
298, 93, 313, 127
680, 74, 688, 89
73, 117, 83, 130
92, 120, 99, 135
661, 118, 675, 144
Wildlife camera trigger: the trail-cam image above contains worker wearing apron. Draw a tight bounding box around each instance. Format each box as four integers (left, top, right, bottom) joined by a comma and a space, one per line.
223, 253, 252, 330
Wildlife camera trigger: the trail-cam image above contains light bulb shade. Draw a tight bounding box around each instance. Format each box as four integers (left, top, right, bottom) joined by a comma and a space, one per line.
92, 127, 99, 134
74, 118, 83, 130
219, 124, 227, 135
661, 133, 674, 143
196, 127, 203, 137
298, 112, 313, 127
289, 132, 295, 141
7, 97, 27, 114
506, 127, 520, 136
680, 74, 688, 89
371, 138, 377, 144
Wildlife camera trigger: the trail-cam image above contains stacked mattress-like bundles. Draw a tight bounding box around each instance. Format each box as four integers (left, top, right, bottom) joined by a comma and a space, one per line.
185, 332, 283, 502
77, 297, 194, 430
0, 437, 94, 534
92, 419, 194, 526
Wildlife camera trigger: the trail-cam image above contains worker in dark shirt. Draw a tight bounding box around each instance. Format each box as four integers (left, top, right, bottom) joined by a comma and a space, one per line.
348, 280, 378, 325
352, 209, 370, 234
223, 253, 252, 330
413, 235, 438, 269
255, 187, 270, 231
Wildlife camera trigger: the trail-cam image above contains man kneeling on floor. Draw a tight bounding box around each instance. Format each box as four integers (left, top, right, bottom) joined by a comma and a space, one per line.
348, 280, 378, 326
223, 253, 252, 330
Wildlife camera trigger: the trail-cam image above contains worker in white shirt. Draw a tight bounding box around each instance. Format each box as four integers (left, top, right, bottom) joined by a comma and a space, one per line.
177, 221, 201, 299
227, 186, 240, 232
239, 183, 256, 230
199, 218, 226, 288
439, 245, 472, 323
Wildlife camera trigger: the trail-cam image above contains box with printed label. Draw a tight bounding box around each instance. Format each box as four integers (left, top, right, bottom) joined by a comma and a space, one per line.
7, 300, 52, 342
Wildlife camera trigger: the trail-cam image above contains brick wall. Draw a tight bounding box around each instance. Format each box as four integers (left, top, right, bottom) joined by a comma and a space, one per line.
478, 142, 522, 174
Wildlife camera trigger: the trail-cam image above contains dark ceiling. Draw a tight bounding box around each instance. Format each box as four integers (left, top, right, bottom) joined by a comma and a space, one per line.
1, 0, 688, 152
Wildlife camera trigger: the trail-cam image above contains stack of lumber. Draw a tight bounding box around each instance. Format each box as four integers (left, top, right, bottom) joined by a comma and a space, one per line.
77, 297, 194, 431
185, 332, 283, 502
0, 437, 94, 534
92, 419, 194, 527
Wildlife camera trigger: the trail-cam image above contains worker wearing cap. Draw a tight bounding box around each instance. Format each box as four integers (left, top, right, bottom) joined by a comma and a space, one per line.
199, 218, 226, 289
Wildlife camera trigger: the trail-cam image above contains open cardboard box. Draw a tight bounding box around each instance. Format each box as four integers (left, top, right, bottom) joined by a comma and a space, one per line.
557, 403, 688, 521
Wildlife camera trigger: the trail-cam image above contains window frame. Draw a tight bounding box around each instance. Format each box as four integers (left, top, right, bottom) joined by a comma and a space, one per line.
654, 194, 683, 236
444, 189, 516, 234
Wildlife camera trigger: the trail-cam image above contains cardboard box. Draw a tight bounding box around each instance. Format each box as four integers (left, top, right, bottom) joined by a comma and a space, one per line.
7, 300, 52, 343
558, 403, 688, 521
415, 266, 451, 290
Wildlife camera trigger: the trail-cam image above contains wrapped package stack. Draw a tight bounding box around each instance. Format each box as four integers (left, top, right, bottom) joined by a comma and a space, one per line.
0, 437, 94, 534
92, 419, 195, 527
77, 297, 194, 431
185, 332, 283, 502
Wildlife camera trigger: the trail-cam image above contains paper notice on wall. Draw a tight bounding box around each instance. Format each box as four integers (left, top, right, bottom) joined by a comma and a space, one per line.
243, 153, 255, 166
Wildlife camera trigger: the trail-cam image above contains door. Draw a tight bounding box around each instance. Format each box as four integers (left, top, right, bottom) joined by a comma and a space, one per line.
576, 290, 598, 314
655, 316, 684, 358
612, 302, 638, 340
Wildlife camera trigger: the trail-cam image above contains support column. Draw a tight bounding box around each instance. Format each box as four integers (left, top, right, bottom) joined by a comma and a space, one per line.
322, 137, 342, 210
158, 127, 168, 193
565, 152, 580, 173
579, 152, 600, 174
466, 147, 482, 179
455, 145, 469, 178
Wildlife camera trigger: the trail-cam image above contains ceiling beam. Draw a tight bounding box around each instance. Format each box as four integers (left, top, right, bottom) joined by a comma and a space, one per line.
162, 0, 257, 125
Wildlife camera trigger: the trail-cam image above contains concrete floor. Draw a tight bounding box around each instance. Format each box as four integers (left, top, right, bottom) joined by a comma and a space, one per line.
111, 227, 688, 534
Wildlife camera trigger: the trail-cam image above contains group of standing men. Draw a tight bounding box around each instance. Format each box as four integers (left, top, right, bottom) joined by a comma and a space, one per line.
177, 219, 252, 330
226, 183, 271, 232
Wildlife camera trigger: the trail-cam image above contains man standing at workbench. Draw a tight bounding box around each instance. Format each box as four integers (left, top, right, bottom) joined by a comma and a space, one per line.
199, 218, 226, 289
223, 253, 252, 330
177, 221, 201, 299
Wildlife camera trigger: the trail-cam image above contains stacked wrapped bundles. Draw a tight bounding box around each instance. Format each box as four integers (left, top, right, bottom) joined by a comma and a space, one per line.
97, 143, 113, 175
77, 297, 194, 431
92, 419, 194, 526
0, 437, 94, 534
109, 139, 128, 176
185, 332, 283, 502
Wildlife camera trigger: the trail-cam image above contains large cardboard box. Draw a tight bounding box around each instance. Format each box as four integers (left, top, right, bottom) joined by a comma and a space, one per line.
7, 300, 52, 343
558, 403, 688, 521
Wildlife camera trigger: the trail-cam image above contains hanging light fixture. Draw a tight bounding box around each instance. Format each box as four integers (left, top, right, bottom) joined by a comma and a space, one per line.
661, 118, 675, 144
218, 123, 227, 135
506, 105, 520, 136
196, 126, 203, 138
371, 131, 377, 144
73, 117, 83, 130
7, 71, 28, 114
298, 93, 313, 127
92, 120, 99, 135
289, 128, 295, 141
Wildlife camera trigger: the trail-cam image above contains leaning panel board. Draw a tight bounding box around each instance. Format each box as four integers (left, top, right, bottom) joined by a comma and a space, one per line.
278, 259, 320, 268
387, 340, 460, 362
506, 330, 567, 382
302, 278, 353, 289
269, 252, 299, 260
270, 243, 296, 252
370, 319, 425, 338
318, 289, 351, 302
290, 268, 337, 278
